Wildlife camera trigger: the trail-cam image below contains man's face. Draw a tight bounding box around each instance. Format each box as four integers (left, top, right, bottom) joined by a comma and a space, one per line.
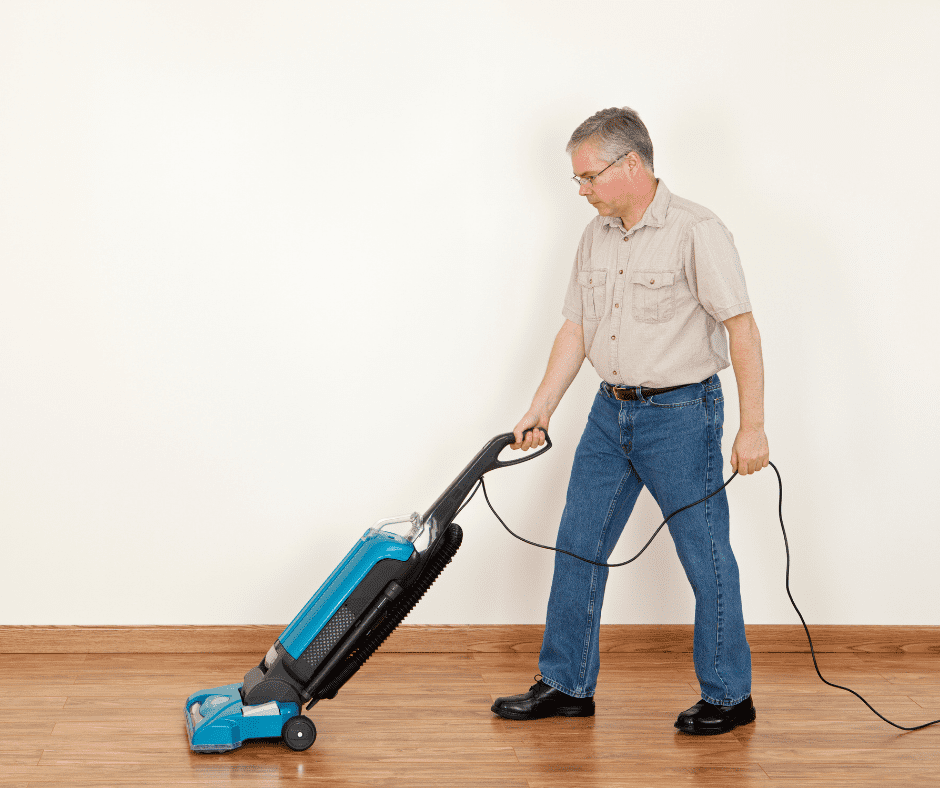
571, 138, 631, 218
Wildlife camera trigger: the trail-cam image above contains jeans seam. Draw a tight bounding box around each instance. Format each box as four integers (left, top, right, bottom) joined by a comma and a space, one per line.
579, 569, 597, 694
648, 396, 705, 409
618, 399, 624, 448
701, 691, 749, 706
705, 392, 731, 702
576, 461, 634, 696
539, 673, 591, 699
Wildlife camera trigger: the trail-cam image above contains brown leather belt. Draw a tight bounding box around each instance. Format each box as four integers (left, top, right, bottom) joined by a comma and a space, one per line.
603, 381, 691, 401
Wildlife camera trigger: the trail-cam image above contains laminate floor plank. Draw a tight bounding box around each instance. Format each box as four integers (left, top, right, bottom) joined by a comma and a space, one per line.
0, 697, 67, 711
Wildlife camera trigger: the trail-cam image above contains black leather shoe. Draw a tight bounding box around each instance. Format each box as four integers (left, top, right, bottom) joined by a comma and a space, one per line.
674, 696, 756, 735
491, 676, 595, 721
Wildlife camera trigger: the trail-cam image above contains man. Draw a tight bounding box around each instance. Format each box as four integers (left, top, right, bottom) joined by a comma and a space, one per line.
491, 107, 768, 736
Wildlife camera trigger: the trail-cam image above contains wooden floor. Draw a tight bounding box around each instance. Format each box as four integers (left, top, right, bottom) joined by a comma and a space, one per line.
3, 648, 940, 787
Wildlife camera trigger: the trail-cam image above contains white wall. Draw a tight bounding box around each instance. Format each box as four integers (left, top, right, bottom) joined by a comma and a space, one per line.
2, 1, 938, 627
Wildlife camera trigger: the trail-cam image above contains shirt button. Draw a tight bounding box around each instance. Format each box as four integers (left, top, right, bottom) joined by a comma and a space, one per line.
612, 370, 617, 375
619, 269, 623, 274
650, 278, 655, 284
614, 303, 619, 308
611, 335, 616, 340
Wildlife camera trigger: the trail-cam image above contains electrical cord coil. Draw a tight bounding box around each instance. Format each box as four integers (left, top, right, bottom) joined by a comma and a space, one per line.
455, 459, 940, 732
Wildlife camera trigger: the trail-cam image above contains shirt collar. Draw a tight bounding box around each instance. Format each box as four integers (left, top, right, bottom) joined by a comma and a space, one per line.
602, 178, 671, 232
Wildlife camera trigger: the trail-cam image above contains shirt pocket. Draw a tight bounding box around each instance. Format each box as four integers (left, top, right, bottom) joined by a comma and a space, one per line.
630, 270, 676, 323
577, 269, 607, 321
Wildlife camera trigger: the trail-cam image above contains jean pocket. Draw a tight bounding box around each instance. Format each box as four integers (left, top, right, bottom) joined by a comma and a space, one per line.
578, 269, 607, 321
631, 270, 675, 323
648, 387, 705, 408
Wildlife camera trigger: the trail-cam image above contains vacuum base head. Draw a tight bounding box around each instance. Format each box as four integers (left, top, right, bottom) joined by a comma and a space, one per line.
185, 682, 298, 752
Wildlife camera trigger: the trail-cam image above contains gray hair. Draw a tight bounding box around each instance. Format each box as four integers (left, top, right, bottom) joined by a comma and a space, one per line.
566, 106, 654, 174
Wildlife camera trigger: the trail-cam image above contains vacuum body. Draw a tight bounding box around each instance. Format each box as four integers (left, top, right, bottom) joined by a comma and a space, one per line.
185, 430, 550, 752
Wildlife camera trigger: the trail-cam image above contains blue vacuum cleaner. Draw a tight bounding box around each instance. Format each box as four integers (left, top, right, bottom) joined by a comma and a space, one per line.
185, 430, 550, 752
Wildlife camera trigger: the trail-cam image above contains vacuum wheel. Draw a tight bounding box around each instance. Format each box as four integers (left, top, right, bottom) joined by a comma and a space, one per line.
282, 715, 317, 751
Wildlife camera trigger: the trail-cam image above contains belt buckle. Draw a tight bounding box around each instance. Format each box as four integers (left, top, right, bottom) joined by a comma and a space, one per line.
612, 386, 632, 401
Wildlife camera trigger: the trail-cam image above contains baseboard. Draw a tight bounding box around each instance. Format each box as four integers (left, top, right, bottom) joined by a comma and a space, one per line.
2, 624, 939, 654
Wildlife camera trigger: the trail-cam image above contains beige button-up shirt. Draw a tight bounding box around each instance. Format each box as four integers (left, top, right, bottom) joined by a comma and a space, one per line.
562, 180, 752, 388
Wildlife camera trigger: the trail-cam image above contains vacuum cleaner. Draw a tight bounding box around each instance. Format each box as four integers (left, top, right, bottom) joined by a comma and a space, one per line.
185, 429, 551, 752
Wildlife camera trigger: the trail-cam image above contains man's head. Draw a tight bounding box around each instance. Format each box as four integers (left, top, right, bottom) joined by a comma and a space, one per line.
567, 106, 654, 172
567, 106, 656, 221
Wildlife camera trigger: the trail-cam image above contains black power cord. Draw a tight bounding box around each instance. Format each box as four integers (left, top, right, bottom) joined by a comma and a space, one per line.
455, 460, 940, 732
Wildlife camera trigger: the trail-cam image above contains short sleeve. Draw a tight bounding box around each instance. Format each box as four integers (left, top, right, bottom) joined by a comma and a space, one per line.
690, 218, 752, 322
561, 225, 592, 324
561, 251, 582, 324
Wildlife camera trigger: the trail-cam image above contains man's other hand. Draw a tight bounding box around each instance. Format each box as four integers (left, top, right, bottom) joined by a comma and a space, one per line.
730, 427, 769, 475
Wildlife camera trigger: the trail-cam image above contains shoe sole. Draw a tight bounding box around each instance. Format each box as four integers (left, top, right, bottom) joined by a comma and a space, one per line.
491, 704, 595, 721
674, 708, 756, 736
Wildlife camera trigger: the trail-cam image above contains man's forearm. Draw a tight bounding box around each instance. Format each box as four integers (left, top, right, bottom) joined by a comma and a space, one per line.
727, 315, 765, 430
531, 320, 586, 417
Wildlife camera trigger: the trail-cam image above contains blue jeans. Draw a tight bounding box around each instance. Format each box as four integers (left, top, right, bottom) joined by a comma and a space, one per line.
538, 375, 751, 706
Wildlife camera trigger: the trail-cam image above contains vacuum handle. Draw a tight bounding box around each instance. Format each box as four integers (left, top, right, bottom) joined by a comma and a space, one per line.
421, 429, 552, 534
486, 429, 552, 469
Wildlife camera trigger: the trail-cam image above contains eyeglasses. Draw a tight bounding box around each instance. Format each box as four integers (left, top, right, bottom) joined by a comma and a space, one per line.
571, 151, 630, 188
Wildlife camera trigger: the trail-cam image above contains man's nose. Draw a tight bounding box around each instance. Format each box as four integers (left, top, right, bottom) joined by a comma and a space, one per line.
579, 182, 592, 197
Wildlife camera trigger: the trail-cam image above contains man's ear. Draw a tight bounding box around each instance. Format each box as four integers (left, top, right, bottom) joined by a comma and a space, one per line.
624, 151, 643, 178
